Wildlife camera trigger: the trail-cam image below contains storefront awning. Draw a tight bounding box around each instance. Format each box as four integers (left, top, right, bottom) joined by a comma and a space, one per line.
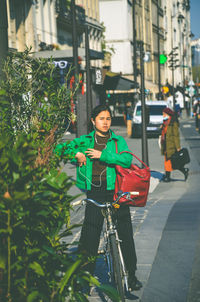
103, 71, 139, 91
32, 48, 104, 60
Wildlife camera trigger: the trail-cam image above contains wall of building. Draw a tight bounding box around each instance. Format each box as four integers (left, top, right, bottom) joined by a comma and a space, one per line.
99, 0, 192, 97
163, 0, 192, 88
7, 0, 58, 52
6, 0, 103, 68
99, 0, 133, 75
191, 39, 200, 67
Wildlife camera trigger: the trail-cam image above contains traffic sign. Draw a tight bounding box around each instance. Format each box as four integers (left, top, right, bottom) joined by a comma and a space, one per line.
188, 80, 195, 86
160, 54, 167, 64
189, 86, 195, 97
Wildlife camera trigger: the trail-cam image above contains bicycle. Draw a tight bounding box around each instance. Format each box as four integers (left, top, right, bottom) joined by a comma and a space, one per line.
72, 190, 139, 302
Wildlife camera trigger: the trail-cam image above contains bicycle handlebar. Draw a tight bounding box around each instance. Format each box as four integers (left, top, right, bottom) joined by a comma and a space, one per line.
71, 191, 139, 207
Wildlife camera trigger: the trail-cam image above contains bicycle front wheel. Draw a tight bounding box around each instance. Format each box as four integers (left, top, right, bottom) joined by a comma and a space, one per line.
109, 233, 125, 302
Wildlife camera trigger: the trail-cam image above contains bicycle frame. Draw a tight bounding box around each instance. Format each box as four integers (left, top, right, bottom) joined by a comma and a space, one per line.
72, 191, 139, 299
103, 206, 129, 292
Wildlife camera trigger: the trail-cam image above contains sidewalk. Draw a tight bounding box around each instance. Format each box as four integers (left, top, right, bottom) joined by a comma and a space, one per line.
61, 114, 200, 302
135, 114, 200, 302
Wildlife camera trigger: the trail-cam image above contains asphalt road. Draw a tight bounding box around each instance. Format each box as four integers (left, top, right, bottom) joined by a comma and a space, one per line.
62, 112, 200, 302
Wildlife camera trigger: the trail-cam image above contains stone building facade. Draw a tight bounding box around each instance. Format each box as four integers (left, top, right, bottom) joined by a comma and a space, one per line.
163, 0, 192, 88
99, 0, 192, 98
6, 0, 103, 68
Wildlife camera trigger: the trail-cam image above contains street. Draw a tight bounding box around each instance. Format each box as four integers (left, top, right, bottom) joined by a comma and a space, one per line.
62, 112, 200, 302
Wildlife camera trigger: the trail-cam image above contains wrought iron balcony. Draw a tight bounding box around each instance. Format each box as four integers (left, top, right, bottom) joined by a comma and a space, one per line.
55, 0, 86, 25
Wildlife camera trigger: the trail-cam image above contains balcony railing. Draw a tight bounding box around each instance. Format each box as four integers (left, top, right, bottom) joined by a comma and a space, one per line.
55, 0, 86, 25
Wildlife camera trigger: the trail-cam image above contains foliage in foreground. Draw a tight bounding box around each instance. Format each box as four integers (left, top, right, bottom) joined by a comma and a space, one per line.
0, 50, 119, 301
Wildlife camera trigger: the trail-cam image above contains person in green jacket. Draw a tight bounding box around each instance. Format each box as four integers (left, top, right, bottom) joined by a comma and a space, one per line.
55, 104, 142, 292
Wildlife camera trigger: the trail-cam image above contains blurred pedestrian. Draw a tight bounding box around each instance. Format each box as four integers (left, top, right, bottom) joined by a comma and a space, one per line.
166, 94, 173, 109
193, 96, 200, 132
174, 100, 181, 118
124, 102, 133, 137
160, 107, 189, 182
175, 91, 184, 116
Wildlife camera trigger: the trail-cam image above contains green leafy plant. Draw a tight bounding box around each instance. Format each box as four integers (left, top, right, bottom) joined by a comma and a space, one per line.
0, 49, 119, 301
1, 48, 73, 141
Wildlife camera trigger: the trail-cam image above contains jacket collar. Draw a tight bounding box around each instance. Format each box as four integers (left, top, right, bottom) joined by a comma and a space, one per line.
86, 130, 118, 141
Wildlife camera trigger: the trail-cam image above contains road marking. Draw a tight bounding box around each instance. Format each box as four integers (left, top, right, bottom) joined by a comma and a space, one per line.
182, 124, 191, 128
149, 177, 160, 193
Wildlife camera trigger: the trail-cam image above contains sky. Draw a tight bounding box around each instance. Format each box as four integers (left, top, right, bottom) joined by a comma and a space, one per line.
190, 0, 200, 39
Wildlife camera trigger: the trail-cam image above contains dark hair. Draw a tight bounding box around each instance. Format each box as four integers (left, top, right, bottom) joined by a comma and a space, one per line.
88, 104, 112, 132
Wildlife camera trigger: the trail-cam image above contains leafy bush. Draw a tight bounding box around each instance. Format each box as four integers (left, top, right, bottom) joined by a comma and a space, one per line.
0, 50, 118, 301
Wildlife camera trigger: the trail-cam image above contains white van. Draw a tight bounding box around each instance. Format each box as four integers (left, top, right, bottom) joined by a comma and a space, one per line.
132, 100, 167, 137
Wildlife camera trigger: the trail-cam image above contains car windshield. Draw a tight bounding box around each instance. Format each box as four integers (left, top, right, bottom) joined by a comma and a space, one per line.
136, 105, 166, 116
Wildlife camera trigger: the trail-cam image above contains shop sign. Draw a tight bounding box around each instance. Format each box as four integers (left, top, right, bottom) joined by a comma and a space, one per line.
95, 68, 103, 85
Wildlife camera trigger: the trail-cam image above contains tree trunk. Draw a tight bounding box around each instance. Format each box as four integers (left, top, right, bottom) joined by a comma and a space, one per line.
0, 0, 8, 83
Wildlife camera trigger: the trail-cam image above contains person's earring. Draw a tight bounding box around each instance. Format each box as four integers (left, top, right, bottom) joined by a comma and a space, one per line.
93, 123, 96, 130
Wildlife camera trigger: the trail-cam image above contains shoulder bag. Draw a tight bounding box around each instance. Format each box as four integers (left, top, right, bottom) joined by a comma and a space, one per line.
170, 147, 190, 170
113, 141, 150, 207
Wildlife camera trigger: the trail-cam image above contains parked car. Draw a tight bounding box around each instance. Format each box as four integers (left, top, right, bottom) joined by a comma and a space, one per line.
132, 100, 167, 137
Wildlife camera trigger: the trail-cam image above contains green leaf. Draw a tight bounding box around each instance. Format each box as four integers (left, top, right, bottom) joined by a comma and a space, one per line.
27, 290, 40, 302
42, 245, 56, 255
0, 252, 6, 269
59, 259, 82, 294
36, 210, 49, 217
82, 274, 100, 287
29, 261, 45, 276
0, 89, 6, 95
74, 292, 89, 302
27, 248, 40, 255
99, 284, 120, 302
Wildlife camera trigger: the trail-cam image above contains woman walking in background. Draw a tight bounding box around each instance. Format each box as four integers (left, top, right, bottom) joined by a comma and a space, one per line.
161, 107, 189, 182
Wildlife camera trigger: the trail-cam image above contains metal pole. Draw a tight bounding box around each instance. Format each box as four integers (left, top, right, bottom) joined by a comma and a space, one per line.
182, 33, 186, 115
172, 65, 175, 110
71, 0, 79, 136
85, 25, 93, 133
0, 0, 8, 83
171, 13, 175, 110
140, 41, 149, 166
71, 0, 79, 78
157, 0, 161, 99
132, 0, 137, 85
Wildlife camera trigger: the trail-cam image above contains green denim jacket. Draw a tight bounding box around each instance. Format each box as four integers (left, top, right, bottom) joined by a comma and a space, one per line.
55, 130, 132, 190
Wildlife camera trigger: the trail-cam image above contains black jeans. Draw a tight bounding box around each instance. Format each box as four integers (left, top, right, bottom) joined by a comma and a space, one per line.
78, 183, 137, 276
